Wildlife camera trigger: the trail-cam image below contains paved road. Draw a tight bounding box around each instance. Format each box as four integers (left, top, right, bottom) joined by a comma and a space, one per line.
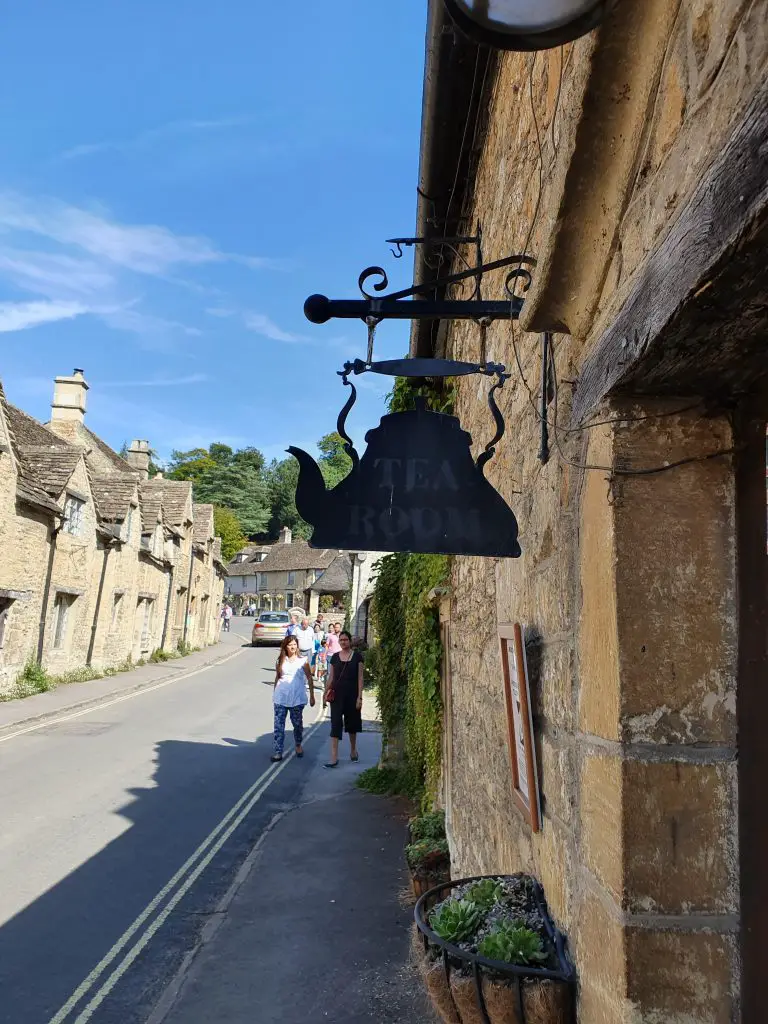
0, 620, 326, 1024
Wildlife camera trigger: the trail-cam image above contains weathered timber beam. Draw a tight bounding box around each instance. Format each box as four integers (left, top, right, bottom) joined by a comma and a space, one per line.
571, 78, 768, 426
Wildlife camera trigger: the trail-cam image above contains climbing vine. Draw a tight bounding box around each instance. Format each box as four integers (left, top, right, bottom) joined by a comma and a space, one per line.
366, 377, 454, 807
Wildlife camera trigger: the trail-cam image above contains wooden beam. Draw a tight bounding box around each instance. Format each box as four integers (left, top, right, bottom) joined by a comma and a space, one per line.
572, 79, 768, 426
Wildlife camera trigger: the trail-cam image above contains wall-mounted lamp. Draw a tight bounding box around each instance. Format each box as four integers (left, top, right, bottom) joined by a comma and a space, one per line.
443, 0, 611, 50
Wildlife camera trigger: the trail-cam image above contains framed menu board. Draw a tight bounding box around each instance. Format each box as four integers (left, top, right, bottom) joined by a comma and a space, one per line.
499, 623, 541, 832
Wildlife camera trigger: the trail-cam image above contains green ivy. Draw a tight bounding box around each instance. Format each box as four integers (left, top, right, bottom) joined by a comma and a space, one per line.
367, 379, 454, 809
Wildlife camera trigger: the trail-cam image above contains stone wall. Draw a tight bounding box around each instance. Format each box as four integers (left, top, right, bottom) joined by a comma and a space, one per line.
437, 6, 756, 1019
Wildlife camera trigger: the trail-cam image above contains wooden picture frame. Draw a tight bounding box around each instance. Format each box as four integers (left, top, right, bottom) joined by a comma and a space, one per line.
499, 623, 541, 832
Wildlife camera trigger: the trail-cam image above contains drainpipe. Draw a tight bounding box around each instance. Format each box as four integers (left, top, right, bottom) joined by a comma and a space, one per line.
182, 540, 195, 645
37, 520, 62, 663
87, 537, 114, 666
161, 560, 175, 650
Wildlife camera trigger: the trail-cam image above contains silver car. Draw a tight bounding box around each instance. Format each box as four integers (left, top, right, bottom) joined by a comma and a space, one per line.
251, 611, 291, 646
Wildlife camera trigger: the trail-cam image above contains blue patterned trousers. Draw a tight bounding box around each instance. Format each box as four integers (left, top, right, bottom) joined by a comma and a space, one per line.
273, 704, 304, 756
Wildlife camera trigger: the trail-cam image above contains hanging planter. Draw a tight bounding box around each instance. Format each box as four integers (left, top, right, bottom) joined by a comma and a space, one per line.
414, 875, 573, 1024
406, 811, 451, 899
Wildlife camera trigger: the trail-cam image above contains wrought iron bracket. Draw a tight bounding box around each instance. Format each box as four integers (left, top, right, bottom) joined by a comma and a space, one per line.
334, 356, 511, 478
304, 234, 536, 324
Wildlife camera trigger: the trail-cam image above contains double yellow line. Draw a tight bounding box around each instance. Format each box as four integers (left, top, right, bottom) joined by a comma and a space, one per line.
48, 703, 326, 1023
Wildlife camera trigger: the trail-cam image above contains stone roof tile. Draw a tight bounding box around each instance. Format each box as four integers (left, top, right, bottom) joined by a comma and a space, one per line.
91, 475, 138, 522
192, 503, 214, 544
17, 445, 83, 497
140, 479, 192, 526
309, 552, 353, 593
257, 540, 339, 574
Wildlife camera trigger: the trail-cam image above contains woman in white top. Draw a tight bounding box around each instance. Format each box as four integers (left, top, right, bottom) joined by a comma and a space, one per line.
271, 634, 315, 763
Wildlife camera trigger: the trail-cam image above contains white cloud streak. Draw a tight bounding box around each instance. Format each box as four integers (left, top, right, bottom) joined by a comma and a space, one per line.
96, 373, 208, 388
243, 312, 309, 344
58, 116, 253, 161
0, 299, 88, 333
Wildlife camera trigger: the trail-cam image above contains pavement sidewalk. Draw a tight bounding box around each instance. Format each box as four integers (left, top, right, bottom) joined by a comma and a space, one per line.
0, 628, 248, 739
149, 719, 437, 1024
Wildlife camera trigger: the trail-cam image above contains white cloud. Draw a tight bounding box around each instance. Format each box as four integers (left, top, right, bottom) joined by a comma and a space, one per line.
244, 312, 309, 344
0, 299, 88, 333
205, 306, 236, 318
97, 373, 208, 388
58, 116, 254, 161
0, 192, 221, 274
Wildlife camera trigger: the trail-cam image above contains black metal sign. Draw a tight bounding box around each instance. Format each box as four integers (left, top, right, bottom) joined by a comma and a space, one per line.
288, 358, 521, 558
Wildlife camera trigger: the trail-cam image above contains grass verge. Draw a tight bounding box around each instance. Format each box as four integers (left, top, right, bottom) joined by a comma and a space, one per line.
356, 763, 423, 801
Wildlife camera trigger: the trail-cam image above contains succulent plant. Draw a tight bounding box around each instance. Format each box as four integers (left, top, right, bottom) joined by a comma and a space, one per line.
429, 898, 483, 943
464, 879, 504, 912
478, 921, 548, 966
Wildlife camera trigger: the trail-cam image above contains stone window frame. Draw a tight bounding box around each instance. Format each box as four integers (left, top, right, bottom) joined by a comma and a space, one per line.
62, 494, 85, 536
0, 596, 12, 649
52, 592, 77, 649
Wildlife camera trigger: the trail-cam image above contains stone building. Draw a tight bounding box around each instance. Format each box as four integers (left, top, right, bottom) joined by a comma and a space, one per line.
224, 527, 338, 615
413, 3, 767, 1022
0, 369, 226, 691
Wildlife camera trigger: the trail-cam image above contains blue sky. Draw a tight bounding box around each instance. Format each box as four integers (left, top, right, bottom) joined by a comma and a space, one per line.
0, 1, 427, 464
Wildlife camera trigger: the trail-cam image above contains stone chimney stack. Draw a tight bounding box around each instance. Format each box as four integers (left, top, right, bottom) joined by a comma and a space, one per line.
51, 368, 89, 424
279, 526, 292, 545
126, 439, 151, 480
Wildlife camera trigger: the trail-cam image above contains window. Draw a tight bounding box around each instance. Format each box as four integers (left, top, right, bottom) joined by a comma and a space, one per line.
0, 597, 12, 648
235, 553, 247, 563
306, 570, 315, 585
287, 571, 296, 587
258, 573, 267, 591
63, 495, 85, 536
139, 598, 155, 650
111, 593, 123, 629
53, 593, 76, 648
286, 592, 294, 609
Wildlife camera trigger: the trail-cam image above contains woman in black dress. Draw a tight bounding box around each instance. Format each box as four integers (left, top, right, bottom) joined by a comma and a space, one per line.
323, 630, 364, 767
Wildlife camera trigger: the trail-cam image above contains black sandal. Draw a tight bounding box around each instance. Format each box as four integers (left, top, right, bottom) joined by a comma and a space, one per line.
351, 754, 359, 762
270, 755, 283, 763
323, 761, 339, 769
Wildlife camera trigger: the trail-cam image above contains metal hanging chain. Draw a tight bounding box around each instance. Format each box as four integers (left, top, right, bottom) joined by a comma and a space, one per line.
476, 317, 492, 369
365, 316, 380, 366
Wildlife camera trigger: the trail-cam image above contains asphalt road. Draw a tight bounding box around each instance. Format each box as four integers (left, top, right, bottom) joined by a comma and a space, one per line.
0, 620, 324, 1024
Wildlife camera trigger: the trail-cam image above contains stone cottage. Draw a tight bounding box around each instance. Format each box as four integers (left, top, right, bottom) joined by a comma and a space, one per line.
0, 369, 226, 691
225, 527, 339, 615
412, 3, 767, 1022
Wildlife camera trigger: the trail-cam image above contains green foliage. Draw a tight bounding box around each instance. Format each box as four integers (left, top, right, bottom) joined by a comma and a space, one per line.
318, 594, 335, 612
465, 879, 504, 912
317, 431, 353, 488
409, 810, 446, 844
477, 922, 547, 966
368, 550, 447, 807
213, 506, 247, 561
405, 836, 450, 868
355, 764, 422, 799
264, 457, 311, 540
386, 376, 456, 415
9, 659, 53, 698
167, 443, 271, 536
429, 899, 483, 943
149, 647, 180, 663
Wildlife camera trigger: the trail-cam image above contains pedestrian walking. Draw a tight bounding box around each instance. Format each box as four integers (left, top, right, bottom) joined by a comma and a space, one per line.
325, 622, 342, 658
314, 639, 328, 691
271, 634, 315, 763
295, 616, 315, 662
286, 613, 300, 637
323, 630, 364, 767
221, 604, 233, 632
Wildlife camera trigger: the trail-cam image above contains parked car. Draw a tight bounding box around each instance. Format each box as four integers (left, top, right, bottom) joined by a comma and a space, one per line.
251, 611, 291, 646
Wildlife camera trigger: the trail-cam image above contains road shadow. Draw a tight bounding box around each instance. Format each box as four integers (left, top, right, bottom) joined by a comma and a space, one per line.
0, 724, 315, 1024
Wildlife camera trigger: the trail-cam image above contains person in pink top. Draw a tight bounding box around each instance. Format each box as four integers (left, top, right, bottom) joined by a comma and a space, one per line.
325, 623, 342, 658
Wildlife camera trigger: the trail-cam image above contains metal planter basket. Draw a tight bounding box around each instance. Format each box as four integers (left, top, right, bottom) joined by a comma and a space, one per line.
414, 876, 574, 1024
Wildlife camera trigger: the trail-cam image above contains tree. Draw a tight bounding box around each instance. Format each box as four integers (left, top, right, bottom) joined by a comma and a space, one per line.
317, 431, 353, 488
166, 447, 218, 484
264, 457, 311, 540
165, 442, 270, 537
213, 506, 247, 561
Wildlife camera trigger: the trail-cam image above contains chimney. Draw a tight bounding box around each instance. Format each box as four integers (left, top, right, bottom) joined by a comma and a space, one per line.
51, 368, 89, 424
279, 526, 292, 545
126, 439, 151, 480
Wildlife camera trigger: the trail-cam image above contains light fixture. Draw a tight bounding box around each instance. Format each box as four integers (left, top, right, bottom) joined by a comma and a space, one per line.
443, 0, 611, 50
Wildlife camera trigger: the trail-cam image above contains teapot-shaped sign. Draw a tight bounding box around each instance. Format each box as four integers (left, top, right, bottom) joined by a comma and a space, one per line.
288, 397, 521, 558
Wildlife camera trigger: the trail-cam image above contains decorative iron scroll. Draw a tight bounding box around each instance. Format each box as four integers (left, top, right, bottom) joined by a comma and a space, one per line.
287, 357, 521, 558
303, 232, 535, 324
